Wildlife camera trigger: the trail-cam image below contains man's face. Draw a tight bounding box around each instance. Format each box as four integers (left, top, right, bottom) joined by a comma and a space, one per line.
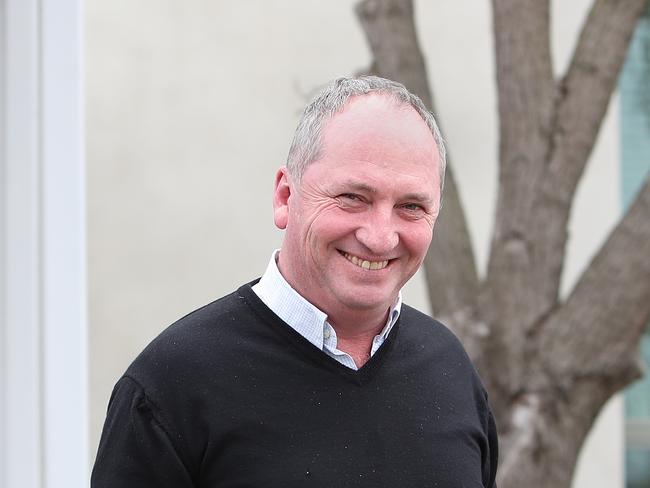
274, 94, 441, 320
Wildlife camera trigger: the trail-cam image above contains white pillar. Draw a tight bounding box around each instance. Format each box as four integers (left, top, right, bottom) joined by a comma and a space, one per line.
0, 0, 87, 486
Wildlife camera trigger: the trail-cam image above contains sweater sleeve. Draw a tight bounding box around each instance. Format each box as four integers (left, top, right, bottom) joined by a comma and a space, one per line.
91, 376, 196, 488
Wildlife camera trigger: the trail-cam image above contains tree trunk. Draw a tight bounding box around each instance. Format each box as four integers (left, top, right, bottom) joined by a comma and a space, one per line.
355, 0, 650, 486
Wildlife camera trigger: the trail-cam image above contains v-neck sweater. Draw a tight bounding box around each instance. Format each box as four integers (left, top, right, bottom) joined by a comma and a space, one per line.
92, 282, 498, 488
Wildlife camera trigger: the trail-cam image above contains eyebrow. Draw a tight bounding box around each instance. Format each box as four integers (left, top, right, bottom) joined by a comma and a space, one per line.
402, 192, 434, 204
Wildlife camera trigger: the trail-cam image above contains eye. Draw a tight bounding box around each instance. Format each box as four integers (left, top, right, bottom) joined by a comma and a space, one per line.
336, 193, 366, 211
402, 203, 425, 212
399, 202, 428, 219
402, 203, 423, 211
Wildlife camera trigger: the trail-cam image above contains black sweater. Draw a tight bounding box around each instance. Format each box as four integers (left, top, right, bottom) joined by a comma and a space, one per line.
92, 282, 498, 487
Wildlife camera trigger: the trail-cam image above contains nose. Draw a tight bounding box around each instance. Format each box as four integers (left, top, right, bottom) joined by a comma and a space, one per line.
355, 206, 399, 256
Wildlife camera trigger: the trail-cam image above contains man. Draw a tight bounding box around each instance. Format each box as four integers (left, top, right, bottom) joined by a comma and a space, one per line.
92, 76, 498, 487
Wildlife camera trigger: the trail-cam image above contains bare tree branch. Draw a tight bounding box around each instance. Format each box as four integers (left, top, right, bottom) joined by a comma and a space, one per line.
543, 176, 650, 388
488, 0, 554, 259
516, 0, 650, 323
550, 0, 649, 202
355, 0, 432, 107
530, 0, 648, 303
491, 0, 554, 200
480, 0, 557, 401
483, 0, 555, 333
482, 0, 649, 397
355, 0, 482, 349
497, 176, 650, 487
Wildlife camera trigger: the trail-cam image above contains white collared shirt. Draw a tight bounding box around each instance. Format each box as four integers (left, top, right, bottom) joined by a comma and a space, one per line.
252, 250, 402, 370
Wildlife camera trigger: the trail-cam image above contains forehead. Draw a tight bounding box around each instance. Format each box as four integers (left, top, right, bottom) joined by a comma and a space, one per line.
315, 94, 440, 185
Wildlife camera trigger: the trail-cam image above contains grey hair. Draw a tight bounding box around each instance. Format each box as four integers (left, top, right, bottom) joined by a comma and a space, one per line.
286, 75, 447, 191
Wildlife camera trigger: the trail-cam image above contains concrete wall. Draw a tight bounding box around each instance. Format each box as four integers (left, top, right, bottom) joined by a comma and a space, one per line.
87, 1, 623, 485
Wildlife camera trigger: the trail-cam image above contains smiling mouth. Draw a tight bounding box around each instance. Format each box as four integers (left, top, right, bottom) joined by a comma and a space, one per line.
341, 251, 390, 270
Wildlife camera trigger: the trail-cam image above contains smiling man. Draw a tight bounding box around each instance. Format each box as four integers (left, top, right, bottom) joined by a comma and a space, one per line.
92, 76, 498, 487
272, 91, 441, 369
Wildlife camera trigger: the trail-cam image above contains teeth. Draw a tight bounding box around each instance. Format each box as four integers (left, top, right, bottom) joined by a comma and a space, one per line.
343, 252, 389, 270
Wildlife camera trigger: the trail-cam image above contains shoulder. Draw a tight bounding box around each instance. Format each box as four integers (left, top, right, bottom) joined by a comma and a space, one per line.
393, 306, 499, 483
398, 304, 467, 352
396, 304, 485, 388
124, 283, 261, 392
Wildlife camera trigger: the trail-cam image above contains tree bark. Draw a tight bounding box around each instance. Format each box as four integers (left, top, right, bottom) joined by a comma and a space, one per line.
355, 0, 650, 486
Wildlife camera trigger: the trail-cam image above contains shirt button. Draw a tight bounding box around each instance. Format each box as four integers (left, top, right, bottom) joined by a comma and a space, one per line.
323, 328, 331, 339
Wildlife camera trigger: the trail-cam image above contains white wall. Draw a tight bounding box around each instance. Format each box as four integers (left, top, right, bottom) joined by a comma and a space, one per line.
86, 1, 623, 485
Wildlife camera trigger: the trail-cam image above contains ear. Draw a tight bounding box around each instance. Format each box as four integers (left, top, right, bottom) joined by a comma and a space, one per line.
273, 167, 292, 230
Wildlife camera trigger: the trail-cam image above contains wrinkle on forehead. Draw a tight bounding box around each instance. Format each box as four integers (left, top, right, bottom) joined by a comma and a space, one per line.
340, 157, 438, 180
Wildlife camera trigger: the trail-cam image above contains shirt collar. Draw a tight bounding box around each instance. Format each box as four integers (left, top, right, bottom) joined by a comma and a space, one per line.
252, 250, 402, 351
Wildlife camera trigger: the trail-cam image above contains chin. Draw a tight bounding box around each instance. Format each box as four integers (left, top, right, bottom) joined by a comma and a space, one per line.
337, 292, 395, 312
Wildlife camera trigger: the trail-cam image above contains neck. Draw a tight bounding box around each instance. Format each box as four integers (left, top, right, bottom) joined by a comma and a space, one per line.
328, 308, 389, 368
327, 308, 388, 340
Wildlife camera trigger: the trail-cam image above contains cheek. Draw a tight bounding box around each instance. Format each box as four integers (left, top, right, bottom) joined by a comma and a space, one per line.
307, 208, 358, 241
403, 225, 434, 256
